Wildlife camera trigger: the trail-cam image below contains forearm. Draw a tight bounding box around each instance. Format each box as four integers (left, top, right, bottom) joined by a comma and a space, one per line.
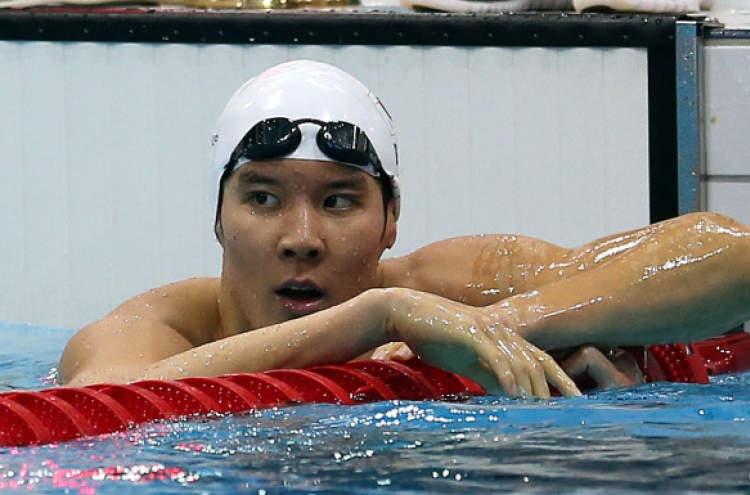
145, 287, 472, 382
139, 289, 391, 382
142, 287, 495, 382
508, 214, 750, 349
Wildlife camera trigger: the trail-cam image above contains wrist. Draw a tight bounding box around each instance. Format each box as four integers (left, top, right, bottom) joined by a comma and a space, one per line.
379, 287, 416, 342
490, 296, 543, 346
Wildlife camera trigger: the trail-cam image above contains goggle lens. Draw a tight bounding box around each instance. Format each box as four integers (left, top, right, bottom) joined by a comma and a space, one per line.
228, 118, 382, 175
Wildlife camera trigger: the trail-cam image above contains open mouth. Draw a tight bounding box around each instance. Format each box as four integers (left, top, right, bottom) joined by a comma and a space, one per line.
275, 281, 325, 302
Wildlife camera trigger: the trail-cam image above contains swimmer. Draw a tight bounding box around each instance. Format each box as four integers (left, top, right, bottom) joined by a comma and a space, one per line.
59, 60, 750, 398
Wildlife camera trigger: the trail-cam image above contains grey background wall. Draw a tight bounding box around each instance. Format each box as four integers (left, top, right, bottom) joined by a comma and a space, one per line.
0, 42, 653, 328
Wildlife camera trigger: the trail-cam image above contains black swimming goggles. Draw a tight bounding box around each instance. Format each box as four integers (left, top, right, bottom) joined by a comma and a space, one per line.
227, 117, 384, 177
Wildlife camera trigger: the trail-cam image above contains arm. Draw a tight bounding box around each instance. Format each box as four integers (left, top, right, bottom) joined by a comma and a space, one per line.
60, 284, 579, 398
506, 212, 750, 349
383, 212, 750, 349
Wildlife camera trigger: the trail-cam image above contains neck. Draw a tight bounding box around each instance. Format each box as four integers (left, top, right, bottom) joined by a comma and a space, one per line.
216, 279, 253, 339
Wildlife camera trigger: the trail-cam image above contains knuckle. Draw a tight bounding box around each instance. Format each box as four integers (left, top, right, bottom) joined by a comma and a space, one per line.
579, 345, 601, 359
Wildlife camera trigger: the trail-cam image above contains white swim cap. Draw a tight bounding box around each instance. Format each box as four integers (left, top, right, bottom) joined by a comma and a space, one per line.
210, 59, 400, 219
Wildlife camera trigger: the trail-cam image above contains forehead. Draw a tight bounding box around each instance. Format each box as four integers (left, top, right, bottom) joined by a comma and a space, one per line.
231, 159, 378, 188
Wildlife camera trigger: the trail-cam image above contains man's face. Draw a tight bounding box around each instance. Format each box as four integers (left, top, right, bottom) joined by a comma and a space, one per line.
218, 159, 397, 330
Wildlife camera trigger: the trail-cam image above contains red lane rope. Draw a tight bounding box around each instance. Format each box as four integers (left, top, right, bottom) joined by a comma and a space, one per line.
1, 332, 749, 448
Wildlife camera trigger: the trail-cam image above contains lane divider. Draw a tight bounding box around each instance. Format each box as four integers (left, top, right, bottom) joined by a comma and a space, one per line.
1, 332, 749, 448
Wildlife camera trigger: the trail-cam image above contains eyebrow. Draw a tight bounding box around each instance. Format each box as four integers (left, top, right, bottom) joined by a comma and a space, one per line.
235, 170, 281, 188
325, 175, 369, 190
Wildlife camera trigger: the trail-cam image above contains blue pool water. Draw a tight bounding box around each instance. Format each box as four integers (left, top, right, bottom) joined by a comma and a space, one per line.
1, 322, 750, 494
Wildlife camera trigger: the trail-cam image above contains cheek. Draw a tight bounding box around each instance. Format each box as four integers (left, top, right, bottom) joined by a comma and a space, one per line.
335, 227, 385, 277
222, 216, 275, 267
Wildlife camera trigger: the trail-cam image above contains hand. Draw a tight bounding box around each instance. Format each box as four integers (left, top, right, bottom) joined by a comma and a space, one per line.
370, 342, 415, 361
560, 346, 644, 390
384, 288, 581, 399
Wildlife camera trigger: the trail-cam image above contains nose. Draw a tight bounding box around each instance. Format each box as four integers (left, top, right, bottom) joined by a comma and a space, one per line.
278, 201, 326, 260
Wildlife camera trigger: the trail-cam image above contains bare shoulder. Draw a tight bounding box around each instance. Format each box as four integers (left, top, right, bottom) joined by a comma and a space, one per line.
109, 277, 222, 344
59, 278, 221, 385
379, 235, 567, 306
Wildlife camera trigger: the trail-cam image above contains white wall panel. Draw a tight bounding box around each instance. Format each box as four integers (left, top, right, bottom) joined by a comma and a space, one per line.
703, 41, 750, 333
704, 43, 750, 177
706, 182, 750, 225
0, 42, 650, 328
703, 42, 750, 233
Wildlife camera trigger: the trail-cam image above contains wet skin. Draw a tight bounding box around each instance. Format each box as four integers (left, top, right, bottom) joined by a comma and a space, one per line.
216, 159, 396, 334
60, 159, 578, 397
59, 159, 750, 397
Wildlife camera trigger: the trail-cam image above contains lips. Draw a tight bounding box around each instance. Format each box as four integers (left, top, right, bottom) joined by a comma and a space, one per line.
275, 280, 326, 316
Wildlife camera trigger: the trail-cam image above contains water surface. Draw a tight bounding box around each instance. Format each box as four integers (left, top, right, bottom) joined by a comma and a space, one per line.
1, 323, 749, 494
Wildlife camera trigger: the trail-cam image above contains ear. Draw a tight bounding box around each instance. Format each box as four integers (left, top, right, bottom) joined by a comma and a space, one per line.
382, 199, 398, 249
214, 215, 225, 246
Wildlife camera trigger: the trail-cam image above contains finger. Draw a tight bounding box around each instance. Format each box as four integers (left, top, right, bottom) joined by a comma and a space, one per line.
461, 360, 510, 396
587, 355, 637, 388
509, 359, 535, 398
371, 344, 394, 360
508, 338, 552, 399
371, 342, 403, 361
495, 335, 550, 399
478, 330, 552, 398
609, 351, 645, 385
475, 340, 519, 397
526, 352, 552, 399
560, 347, 590, 379
562, 346, 637, 389
542, 357, 581, 397
371, 348, 387, 360
505, 340, 537, 397
393, 343, 415, 361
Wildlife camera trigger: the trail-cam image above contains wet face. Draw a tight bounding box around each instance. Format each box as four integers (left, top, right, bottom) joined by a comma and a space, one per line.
217, 159, 397, 331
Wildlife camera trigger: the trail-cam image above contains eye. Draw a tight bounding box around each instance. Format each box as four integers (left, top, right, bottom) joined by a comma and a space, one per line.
248, 191, 280, 207
323, 195, 353, 210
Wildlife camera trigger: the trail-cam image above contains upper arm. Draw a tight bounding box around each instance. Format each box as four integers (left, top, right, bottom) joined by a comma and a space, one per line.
381, 234, 569, 306
59, 278, 221, 385
59, 316, 194, 385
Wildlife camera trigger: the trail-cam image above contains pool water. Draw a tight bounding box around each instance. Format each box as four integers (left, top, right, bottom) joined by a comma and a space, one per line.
1, 323, 750, 494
